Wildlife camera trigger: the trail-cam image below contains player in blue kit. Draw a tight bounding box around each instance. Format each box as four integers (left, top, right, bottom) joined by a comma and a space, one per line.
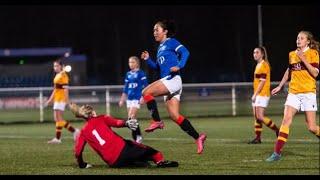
119, 56, 148, 143
140, 19, 207, 154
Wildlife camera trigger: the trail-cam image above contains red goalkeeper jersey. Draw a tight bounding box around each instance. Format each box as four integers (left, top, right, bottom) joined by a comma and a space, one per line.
74, 115, 126, 165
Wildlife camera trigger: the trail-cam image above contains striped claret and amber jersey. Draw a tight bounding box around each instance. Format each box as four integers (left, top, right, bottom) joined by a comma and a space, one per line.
288, 47, 319, 94
53, 71, 69, 102
253, 60, 271, 97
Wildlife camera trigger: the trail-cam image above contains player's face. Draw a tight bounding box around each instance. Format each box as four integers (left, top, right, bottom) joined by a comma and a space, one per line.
154, 24, 167, 42
128, 58, 138, 70
296, 32, 310, 49
53, 62, 62, 73
253, 48, 263, 61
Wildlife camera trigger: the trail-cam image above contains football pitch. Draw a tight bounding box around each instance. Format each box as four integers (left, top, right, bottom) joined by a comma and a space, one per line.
0, 114, 319, 175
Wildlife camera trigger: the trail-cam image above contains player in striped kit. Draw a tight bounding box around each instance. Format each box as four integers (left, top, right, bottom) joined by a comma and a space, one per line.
266, 31, 320, 162
248, 46, 279, 144
46, 59, 79, 144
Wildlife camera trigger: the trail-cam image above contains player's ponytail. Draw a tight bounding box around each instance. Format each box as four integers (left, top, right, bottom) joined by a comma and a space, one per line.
156, 19, 176, 37
259, 46, 268, 62
300, 31, 320, 52
258, 46, 271, 69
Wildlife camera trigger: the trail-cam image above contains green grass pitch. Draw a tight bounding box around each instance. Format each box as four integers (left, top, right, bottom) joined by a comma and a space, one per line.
0, 114, 319, 175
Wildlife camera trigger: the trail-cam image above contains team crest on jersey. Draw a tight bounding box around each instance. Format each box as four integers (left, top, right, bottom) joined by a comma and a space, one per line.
158, 45, 167, 53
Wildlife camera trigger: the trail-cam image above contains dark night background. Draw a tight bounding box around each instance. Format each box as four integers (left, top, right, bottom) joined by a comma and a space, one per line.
0, 4, 319, 85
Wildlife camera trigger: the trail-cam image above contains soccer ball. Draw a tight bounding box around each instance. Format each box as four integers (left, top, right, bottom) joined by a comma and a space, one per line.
64, 65, 72, 72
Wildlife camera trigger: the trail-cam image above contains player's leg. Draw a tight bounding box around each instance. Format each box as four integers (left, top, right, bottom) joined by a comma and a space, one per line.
111, 140, 178, 168
49, 102, 79, 143
256, 107, 279, 137
142, 80, 169, 132
302, 93, 319, 139
166, 97, 206, 154
47, 110, 63, 143
128, 106, 142, 143
248, 106, 263, 144
305, 111, 320, 139
266, 105, 297, 162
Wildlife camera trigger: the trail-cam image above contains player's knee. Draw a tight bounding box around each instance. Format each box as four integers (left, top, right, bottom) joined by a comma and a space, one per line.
142, 88, 153, 96
142, 89, 148, 96
170, 114, 180, 122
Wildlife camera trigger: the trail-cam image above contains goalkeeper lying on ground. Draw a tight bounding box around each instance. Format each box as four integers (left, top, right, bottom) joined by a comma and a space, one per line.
69, 103, 178, 168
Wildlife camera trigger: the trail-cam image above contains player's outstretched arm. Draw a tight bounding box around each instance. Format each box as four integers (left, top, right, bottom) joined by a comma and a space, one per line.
271, 68, 289, 96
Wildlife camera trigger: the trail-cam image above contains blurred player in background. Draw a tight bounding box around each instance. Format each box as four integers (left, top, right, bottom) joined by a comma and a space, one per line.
45, 59, 79, 144
248, 46, 279, 144
119, 56, 148, 143
140, 19, 206, 154
266, 31, 320, 162
69, 103, 178, 168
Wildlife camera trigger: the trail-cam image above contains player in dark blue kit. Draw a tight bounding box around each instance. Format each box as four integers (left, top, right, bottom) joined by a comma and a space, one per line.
140, 20, 207, 154
119, 56, 148, 143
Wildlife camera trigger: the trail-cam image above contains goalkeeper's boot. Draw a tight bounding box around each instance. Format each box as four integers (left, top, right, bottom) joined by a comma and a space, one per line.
196, 133, 207, 154
156, 160, 179, 168
47, 137, 61, 144
266, 152, 281, 162
248, 138, 261, 144
145, 120, 164, 132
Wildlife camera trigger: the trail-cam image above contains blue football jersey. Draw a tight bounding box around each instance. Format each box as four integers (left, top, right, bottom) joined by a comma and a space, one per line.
146, 38, 190, 78
123, 69, 148, 100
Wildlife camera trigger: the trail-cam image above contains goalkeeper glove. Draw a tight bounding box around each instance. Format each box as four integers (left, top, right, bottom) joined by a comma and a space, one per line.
125, 118, 139, 131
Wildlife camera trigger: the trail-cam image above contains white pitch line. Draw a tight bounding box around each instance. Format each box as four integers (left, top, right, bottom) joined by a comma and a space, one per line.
0, 135, 318, 143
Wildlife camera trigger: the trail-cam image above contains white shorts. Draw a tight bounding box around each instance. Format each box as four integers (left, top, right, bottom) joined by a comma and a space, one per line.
126, 100, 140, 109
160, 75, 182, 101
53, 102, 66, 111
252, 96, 270, 108
285, 93, 318, 111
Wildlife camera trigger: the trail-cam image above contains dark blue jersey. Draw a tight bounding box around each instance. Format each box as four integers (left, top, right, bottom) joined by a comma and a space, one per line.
146, 38, 190, 78
123, 69, 148, 100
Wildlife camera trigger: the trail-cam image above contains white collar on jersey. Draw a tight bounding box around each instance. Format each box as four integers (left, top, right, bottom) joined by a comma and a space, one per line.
295, 46, 309, 53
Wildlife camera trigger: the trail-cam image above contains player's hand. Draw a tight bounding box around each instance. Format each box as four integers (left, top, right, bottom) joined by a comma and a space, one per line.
141, 51, 149, 60
118, 100, 124, 107
170, 66, 180, 72
296, 48, 306, 62
44, 100, 50, 108
125, 118, 139, 131
251, 94, 256, 103
271, 86, 281, 96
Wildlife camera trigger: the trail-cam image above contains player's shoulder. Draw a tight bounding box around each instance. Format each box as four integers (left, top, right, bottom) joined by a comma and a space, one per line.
167, 37, 182, 46
289, 50, 296, 56
262, 60, 270, 67
308, 48, 319, 56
